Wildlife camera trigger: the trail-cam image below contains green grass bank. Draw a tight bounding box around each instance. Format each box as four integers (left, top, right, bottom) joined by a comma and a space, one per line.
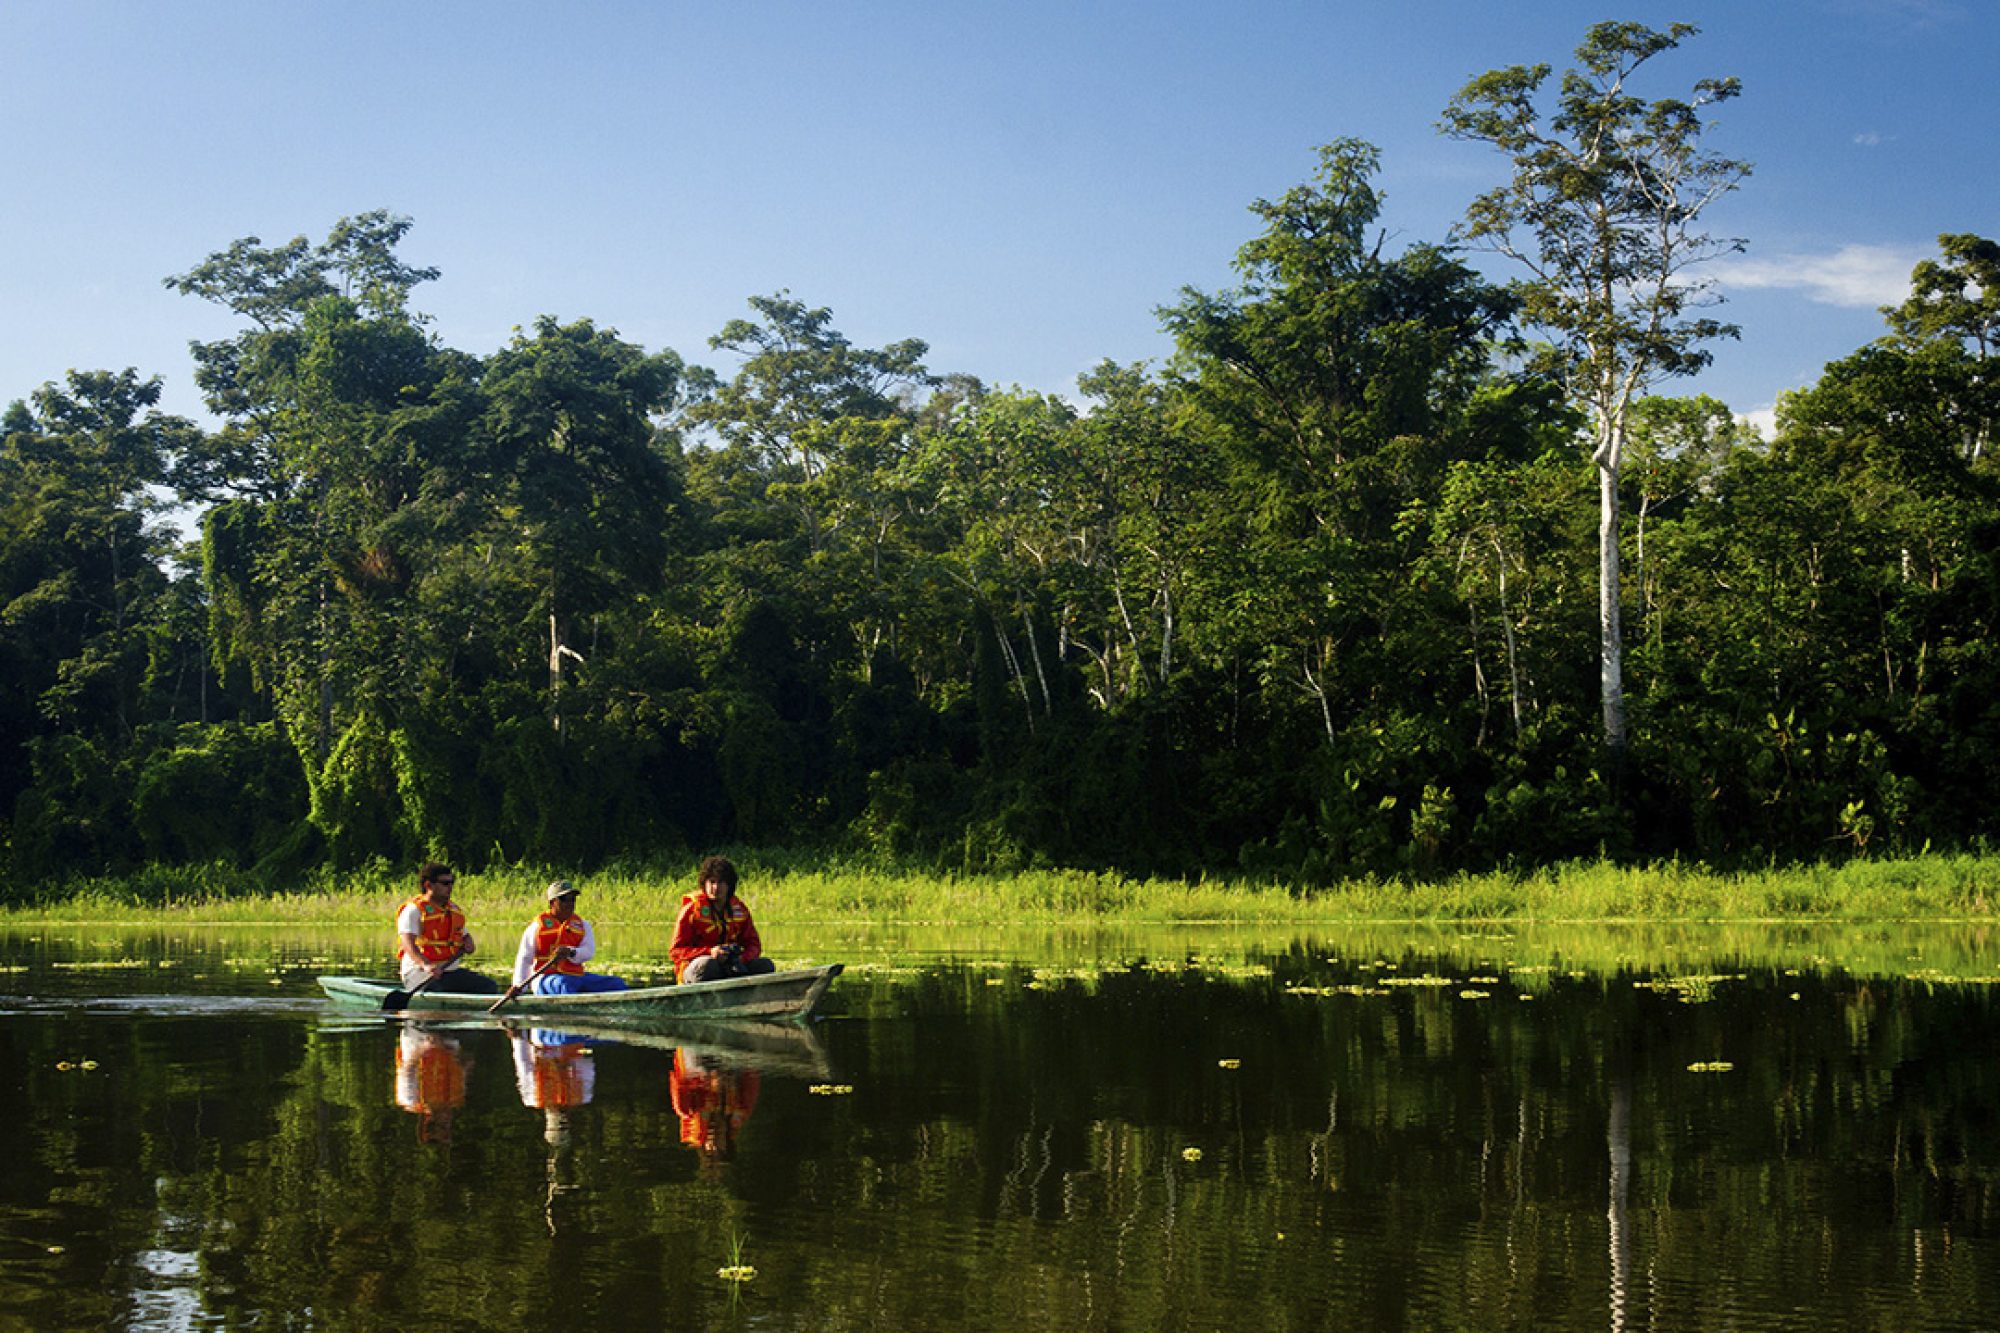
6, 851, 2000, 926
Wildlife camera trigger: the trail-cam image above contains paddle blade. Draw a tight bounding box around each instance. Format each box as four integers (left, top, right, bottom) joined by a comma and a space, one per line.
382, 988, 413, 1012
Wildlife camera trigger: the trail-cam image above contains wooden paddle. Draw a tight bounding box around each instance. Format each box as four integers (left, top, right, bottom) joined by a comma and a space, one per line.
488, 950, 566, 1014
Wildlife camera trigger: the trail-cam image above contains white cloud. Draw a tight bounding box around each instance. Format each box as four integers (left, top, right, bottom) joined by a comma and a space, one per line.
1852, 131, 1889, 147
1713, 244, 1919, 309
1737, 407, 1777, 441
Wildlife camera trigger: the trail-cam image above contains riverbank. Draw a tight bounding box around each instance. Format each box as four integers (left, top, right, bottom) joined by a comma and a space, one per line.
5, 851, 1998, 925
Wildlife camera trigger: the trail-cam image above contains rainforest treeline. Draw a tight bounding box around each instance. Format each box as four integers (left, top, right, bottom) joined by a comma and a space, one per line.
3, 136, 1997, 890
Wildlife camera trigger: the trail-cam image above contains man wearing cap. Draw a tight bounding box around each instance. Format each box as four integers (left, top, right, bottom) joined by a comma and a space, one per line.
512, 881, 631, 996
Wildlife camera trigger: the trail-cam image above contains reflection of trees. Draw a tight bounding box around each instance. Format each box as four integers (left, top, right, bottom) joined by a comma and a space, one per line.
8, 966, 2000, 1326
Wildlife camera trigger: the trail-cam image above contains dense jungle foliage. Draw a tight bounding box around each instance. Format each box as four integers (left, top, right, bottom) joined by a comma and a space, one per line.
3, 54, 1997, 895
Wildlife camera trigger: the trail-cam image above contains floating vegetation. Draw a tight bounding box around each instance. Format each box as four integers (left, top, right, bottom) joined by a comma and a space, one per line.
1634, 974, 1742, 1004
1468, 975, 1500, 984
1459, 989, 1492, 1000
1181, 1147, 1203, 1162
1687, 1061, 1736, 1073
1381, 975, 1456, 988
809, 1084, 855, 1096
1217, 1058, 1241, 1070
51, 959, 147, 970
1029, 966, 1107, 988
1284, 984, 1389, 997
718, 1231, 756, 1283
1905, 969, 2000, 986
1192, 961, 1273, 981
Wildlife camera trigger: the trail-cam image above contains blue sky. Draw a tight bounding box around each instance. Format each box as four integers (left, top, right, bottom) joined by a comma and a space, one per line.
3, 1, 1992, 435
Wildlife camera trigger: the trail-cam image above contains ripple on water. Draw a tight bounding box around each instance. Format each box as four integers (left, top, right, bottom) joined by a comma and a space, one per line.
0, 993, 329, 1019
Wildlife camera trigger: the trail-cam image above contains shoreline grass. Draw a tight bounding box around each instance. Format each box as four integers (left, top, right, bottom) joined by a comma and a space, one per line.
5, 851, 1998, 926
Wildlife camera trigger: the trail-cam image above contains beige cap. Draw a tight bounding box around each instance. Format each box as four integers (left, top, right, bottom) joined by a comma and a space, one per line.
546, 880, 578, 901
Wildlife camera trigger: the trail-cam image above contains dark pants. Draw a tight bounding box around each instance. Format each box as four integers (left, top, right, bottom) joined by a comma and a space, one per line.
420, 968, 500, 995
681, 954, 777, 985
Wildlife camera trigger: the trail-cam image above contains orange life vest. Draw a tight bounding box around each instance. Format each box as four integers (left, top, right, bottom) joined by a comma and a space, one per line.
397, 1036, 468, 1111
532, 912, 588, 976
532, 1044, 589, 1108
398, 895, 466, 963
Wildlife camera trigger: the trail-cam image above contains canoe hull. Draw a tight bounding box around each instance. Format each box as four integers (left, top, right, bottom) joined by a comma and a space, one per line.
317, 963, 842, 1023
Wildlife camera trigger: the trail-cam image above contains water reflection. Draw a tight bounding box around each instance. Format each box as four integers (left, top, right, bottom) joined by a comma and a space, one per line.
7, 931, 2000, 1330
670, 1047, 760, 1164
394, 1024, 472, 1145
511, 1027, 597, 1120
503, 1027, 602, 1234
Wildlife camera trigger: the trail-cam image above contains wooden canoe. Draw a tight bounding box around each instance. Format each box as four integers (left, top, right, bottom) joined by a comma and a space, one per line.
316, 963, 842, 1023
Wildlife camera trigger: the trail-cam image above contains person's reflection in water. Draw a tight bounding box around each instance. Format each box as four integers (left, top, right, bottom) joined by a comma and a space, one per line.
512, 1028, 596, 1233
394, 1024, 472, 1145
670, 1047, 761, 1168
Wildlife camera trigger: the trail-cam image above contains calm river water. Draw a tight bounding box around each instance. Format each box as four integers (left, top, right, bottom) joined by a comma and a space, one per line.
3, 923, 1999, 1330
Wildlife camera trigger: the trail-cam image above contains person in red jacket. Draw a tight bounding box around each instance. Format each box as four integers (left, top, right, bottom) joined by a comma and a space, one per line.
670, 855, 777, 984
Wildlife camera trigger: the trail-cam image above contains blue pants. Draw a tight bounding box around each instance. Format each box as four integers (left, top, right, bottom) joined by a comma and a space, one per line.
531, 972, 630, 995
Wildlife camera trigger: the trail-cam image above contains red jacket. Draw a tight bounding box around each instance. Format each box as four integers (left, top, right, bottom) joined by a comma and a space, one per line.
670, 891, 762, 980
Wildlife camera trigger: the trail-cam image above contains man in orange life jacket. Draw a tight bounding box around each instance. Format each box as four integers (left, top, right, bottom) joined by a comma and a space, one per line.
396, 862, 499, 994
670, 855, 777, 983
512, 881, 630, 995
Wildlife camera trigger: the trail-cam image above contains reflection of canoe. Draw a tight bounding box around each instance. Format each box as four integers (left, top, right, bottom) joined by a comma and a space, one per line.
317, 1012, 836, 1079
316, 964, 843, 1023
497, 1015, 834, 1079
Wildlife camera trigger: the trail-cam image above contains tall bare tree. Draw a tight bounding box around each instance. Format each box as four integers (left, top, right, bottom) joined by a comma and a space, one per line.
1442, 22, 1749, 758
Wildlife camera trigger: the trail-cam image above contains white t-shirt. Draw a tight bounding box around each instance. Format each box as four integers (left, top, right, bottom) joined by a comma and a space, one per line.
513, 916, 598, 986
